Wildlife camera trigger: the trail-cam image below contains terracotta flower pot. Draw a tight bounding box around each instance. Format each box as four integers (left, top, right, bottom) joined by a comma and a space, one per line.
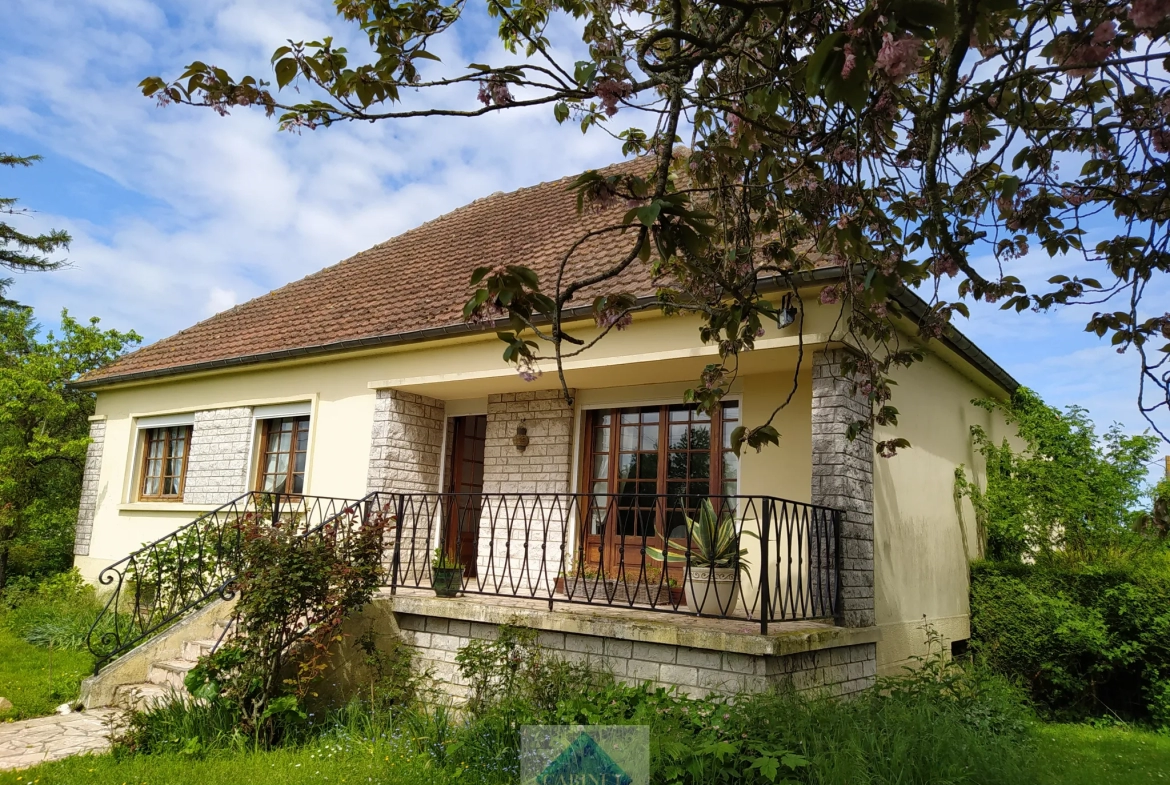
684, 566, 741, 616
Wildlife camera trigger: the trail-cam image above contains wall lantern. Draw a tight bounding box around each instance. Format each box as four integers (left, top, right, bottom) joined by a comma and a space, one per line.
775, 293, 798, 329
513, 421, 530, 453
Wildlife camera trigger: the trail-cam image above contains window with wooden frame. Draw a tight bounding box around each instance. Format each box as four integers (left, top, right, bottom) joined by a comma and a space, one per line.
579, 402, 740, 566
256, 416, 310, 495
139, 426, 192, 501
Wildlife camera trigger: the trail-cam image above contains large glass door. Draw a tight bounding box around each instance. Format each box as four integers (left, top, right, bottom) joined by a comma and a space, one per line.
580, 402, 740, 572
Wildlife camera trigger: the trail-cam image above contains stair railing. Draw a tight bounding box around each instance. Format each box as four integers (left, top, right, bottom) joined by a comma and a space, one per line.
85, 491, 372, 673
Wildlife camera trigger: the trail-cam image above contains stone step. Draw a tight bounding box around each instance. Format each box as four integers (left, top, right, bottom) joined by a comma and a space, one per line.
181, 638, 220, 661
211, 619, 237, 641
112, 682, 178, 712
146, 659, 197, 690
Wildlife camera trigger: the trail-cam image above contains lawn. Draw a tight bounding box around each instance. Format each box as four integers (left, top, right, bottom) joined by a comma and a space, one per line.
1032, 723, 1170, 785
0, 732, 447, 785
3, 721, 1167, 784
0, 628, 93, 721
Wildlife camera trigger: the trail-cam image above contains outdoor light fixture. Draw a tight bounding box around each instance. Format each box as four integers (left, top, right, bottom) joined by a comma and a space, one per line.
775, 293, 798, 329
513, 421, 530, 453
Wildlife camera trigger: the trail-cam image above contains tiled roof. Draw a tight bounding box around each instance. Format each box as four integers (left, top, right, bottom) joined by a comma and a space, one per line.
81, 156, 670, 385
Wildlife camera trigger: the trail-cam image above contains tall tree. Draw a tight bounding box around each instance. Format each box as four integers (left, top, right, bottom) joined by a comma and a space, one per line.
141, 0, 1170, 451
0, 305, 140, 589
1, 154, 71, 279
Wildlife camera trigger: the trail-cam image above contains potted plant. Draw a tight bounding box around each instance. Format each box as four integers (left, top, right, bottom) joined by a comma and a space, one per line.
646, 499, 754, 616
430, 547, 464, 598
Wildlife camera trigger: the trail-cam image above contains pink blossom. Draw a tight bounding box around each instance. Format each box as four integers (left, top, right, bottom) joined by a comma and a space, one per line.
841, 43, 857, 79
870, 301, 889, 317
1153, 129, 1170, 153
931, 255, 959, 278
594, 78, 633, 117
1130, 0, 1170, 30
819, 285, 840, 305
1057, 23, 1116, 77
875, 33, 923, 82
477, 76, 514, 107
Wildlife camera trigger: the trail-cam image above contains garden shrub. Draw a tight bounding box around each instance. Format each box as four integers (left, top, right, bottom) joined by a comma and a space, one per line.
970, 554, 1170, 727
435, 622, 1033, 785
0, 568, 105, 650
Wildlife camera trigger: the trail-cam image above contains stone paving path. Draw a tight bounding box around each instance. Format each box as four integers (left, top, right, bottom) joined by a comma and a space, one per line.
0, 709, 124, 772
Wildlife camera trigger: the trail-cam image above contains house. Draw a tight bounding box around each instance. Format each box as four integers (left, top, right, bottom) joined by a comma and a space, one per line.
72, 156, 1016, 704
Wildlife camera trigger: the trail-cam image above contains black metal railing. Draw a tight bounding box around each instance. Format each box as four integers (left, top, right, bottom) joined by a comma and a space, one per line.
85, 492, 370, 671
378, 492, 841, 633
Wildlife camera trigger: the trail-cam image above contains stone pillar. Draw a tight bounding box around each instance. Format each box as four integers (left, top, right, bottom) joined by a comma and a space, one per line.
811, 349, 875, 628
477, 390, 575, 593
366, 389, 447, 583
74, 418, 106, 557
183, 407, 254, 506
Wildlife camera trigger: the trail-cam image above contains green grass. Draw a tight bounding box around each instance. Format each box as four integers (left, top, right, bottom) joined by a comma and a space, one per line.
1032, 723, 1170, 785
0, 627, 93, 721
0, 732, 448, 785
2, 721, 1168, 784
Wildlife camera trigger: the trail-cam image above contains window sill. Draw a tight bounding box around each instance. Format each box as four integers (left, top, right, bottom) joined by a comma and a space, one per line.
118, 502, 221, 513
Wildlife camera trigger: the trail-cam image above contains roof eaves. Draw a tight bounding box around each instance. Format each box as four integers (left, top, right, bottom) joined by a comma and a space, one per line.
73, 265, 1016, 394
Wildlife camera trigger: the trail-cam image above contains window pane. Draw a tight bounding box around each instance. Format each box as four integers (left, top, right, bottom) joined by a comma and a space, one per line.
143, 476, 160, 496
668, 423, 687, 450
593, 425, 610, 453
688, 422, 710, 450
296, 424, 309, 452
294, 450, 307, 476
592, 453, 609, 481
620, 425, 638, 451
636, 452, 658, 480
722, 452, 738, 480
639, 423, 658, 451
689, 451, 710, 479
666, 451, 688, 479
618, 453, 635, 479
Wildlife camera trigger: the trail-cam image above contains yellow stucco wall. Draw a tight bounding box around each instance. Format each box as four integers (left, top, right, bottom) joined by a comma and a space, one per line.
77, 293, 1014, 670
75, 303, 826, 582
872, 346, 1012, 673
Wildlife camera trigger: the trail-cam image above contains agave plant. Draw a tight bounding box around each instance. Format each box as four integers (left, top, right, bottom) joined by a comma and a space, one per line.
645, 499, 755, 570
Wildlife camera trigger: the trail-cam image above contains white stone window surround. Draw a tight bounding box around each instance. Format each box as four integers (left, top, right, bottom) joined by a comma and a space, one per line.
123, 412, 196, 505
117, 396, 319, 509
246, 399, 318, 495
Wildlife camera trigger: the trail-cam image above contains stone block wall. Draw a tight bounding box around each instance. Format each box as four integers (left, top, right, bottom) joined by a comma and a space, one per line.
367, 389, 446, 581
395, 612, 876, 702
476, 390, 575, 593
74, 418, 106, 557
183, 407, 254, 506
811, 349, 875, 628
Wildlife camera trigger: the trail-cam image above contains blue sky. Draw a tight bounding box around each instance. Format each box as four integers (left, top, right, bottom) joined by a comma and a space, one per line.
2, 0, 1167, 477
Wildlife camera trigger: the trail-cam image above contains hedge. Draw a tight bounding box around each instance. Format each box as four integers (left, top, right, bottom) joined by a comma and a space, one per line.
969, 554, 1170, 728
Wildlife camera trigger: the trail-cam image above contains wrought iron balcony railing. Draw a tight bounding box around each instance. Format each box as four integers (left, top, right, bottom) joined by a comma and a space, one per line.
378, 491, 841, 634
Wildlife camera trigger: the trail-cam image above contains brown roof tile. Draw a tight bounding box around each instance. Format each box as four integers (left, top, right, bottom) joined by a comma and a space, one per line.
82, 157, 671, 385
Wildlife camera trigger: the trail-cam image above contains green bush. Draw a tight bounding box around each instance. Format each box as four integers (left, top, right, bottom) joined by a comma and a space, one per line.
436, 623, 1034, 785
970, 555, 1170, 727
0, 568, 105, 650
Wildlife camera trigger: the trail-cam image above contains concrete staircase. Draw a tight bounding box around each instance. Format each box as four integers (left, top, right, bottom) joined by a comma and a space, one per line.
109, 619, 235, 711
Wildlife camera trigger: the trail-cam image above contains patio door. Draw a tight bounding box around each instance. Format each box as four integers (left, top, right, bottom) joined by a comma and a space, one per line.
579, 402, 740, 573
444, 415, 486, 577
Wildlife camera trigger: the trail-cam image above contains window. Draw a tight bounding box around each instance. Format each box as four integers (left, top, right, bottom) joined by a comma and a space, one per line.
139, 426, 192, 500
580, 402, 740, 564
257, 416, 310, 494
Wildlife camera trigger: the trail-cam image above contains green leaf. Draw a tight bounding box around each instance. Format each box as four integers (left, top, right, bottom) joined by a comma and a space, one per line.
275, 57, 298, 89
554, 102, 570, 123
749, 756, 780, 782
805, 32, 846, 93
636, 202, 662, 227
